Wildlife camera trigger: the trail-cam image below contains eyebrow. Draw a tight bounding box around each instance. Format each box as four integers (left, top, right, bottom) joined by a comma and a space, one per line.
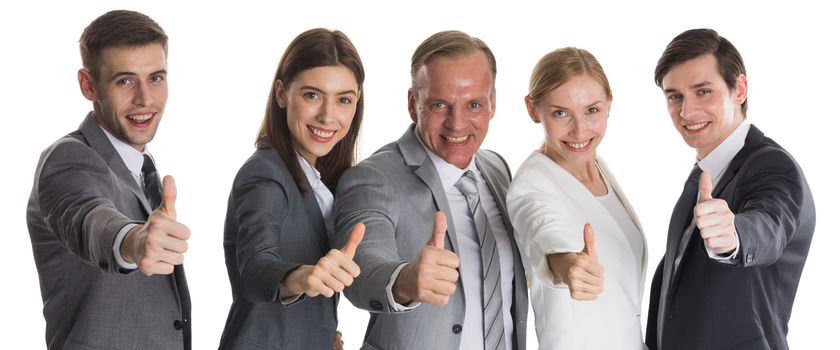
663, 81, 712, 94
548, 100, 603, 110
301, 85, 357, 96
107, 69, 167, 82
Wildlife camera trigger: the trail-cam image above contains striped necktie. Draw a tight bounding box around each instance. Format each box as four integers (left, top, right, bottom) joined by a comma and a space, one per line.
455, 170, 506, 350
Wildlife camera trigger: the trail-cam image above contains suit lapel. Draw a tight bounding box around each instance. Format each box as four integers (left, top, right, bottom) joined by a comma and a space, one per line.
301, 184, 329, 254
712, 125, 765, 199
397, 125, 460, 256
475, 151, 513, 234
79, 113, 153, 215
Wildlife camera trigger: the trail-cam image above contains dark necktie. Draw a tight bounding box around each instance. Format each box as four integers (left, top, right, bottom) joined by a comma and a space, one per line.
657, 164, 702, 347
142, 154, 162, 209
454, 170, 506, 350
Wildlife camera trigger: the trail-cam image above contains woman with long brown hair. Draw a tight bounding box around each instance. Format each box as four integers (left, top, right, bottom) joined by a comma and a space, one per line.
219, 28, 366, 350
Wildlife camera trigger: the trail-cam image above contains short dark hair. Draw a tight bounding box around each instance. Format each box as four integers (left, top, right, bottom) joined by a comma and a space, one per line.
257, 28, 365, 194
79, 10, 168, 80
654, 28, 747, 115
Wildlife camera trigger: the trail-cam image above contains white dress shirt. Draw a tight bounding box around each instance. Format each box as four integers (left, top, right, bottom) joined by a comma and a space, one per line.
384, 132, 515, 350
295, 152, 334, 220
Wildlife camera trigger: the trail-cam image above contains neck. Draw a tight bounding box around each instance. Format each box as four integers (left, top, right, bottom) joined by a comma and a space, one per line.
545, 150, 599, 183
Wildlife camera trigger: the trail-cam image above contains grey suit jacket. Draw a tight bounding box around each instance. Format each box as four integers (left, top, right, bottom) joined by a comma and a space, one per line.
27, 112, 191, 350
219, 148, 337, 350
332, 125, 528, 350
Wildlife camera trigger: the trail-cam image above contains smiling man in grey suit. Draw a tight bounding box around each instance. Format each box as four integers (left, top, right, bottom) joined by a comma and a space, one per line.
27, 10, 191, 350
332, 31, 527, 350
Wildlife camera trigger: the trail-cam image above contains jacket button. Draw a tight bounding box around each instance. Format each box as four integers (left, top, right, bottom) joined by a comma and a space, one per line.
370, 300, 383, 311
173, 319, 183, 330
452, 324, 462, 334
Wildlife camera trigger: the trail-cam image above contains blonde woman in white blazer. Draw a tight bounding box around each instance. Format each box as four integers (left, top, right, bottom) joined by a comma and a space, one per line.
507, 48, 647, 350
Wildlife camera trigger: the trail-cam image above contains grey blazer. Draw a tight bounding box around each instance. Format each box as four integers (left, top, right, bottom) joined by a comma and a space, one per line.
26, 113, 191, 350
219, 149, 337, 350
332, 125, 528, 350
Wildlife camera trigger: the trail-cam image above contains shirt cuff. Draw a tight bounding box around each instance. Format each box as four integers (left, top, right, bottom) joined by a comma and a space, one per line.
706, 229, 740, 264
113, 224, 139, 270
386, 263, 420, 311
279, 293, 305, 306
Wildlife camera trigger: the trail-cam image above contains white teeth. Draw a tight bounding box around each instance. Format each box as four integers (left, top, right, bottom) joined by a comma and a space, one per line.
685, 122, 709, 131
566, 140, 590, 149
127, 113, 152, 121
446, 135, 468, 143
309, 126, 336, 138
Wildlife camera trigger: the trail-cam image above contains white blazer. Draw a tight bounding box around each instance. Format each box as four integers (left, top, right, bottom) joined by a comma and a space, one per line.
508, 151, 647, 350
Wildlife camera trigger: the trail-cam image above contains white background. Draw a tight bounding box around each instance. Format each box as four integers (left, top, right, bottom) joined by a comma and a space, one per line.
1, 1, 837, 348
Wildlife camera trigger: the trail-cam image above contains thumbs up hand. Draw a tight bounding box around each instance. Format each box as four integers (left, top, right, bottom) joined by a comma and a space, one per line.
121, 175, 192, 276
547, 224, 605, 301
280, 223, 366, 298
393, 212, 460, 307
694, 171, 737, 255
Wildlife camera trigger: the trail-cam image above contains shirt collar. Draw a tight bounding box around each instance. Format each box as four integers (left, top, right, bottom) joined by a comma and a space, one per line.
414, 128, 480, 189
295, 151, 322, 187
100, 125, 150, 177
698, 120, 751, 185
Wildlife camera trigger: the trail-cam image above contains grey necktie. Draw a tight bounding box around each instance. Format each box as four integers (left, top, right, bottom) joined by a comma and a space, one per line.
142, 154, 162, 209
454, 170, 506, 350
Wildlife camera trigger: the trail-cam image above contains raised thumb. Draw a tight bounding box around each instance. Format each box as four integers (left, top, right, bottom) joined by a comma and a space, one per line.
426, 211, 448, 249
160, 175, 177, 219
582, 223, 597, 261
698, 171, 713, 202
341, 223, 366, 258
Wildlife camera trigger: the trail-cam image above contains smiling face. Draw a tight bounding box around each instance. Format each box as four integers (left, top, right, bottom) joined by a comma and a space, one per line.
661, 53, 747, 159
408, 51, 496, 169
277, 65, 359, 165
79, 44, 168, 152
527, 74, 610, 169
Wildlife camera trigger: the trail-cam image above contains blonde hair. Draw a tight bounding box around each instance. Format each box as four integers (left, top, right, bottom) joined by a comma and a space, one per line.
527, 47, 612, 104
410, 30, 496, 95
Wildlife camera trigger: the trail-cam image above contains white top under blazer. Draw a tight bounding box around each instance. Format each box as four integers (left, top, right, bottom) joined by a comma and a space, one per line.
507, 151, 647, 350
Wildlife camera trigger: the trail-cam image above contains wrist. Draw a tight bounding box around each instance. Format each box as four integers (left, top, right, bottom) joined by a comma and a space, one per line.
120, 225, 143, 264
392, 265, 414, 305
280, 265, 308, 298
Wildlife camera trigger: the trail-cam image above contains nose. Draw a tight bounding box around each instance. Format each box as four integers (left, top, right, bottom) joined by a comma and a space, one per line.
680, 96, 700, 120
133, 82, 153, 107
444, 106, 468, 131
570, 118, 585, 139
316, 99, 337, 124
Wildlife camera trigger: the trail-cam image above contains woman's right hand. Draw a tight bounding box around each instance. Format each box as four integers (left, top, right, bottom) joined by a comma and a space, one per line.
547, 223, 604, 300
280, 223, 365, 298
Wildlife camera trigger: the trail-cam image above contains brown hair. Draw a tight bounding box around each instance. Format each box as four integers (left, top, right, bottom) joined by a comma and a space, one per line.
79, 10, 168, 81
410, 30, 496, 95
527, 47, 612, 104
654, 28, 748, 115
257, 28, 365, 194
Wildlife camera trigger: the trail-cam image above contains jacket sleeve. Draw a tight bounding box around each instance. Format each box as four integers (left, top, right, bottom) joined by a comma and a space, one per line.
507, 166, 581, 288
331, 163, 406, 313
35, 138, 138, 274
230, 159, 304, 304
731, 147, 812, 267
